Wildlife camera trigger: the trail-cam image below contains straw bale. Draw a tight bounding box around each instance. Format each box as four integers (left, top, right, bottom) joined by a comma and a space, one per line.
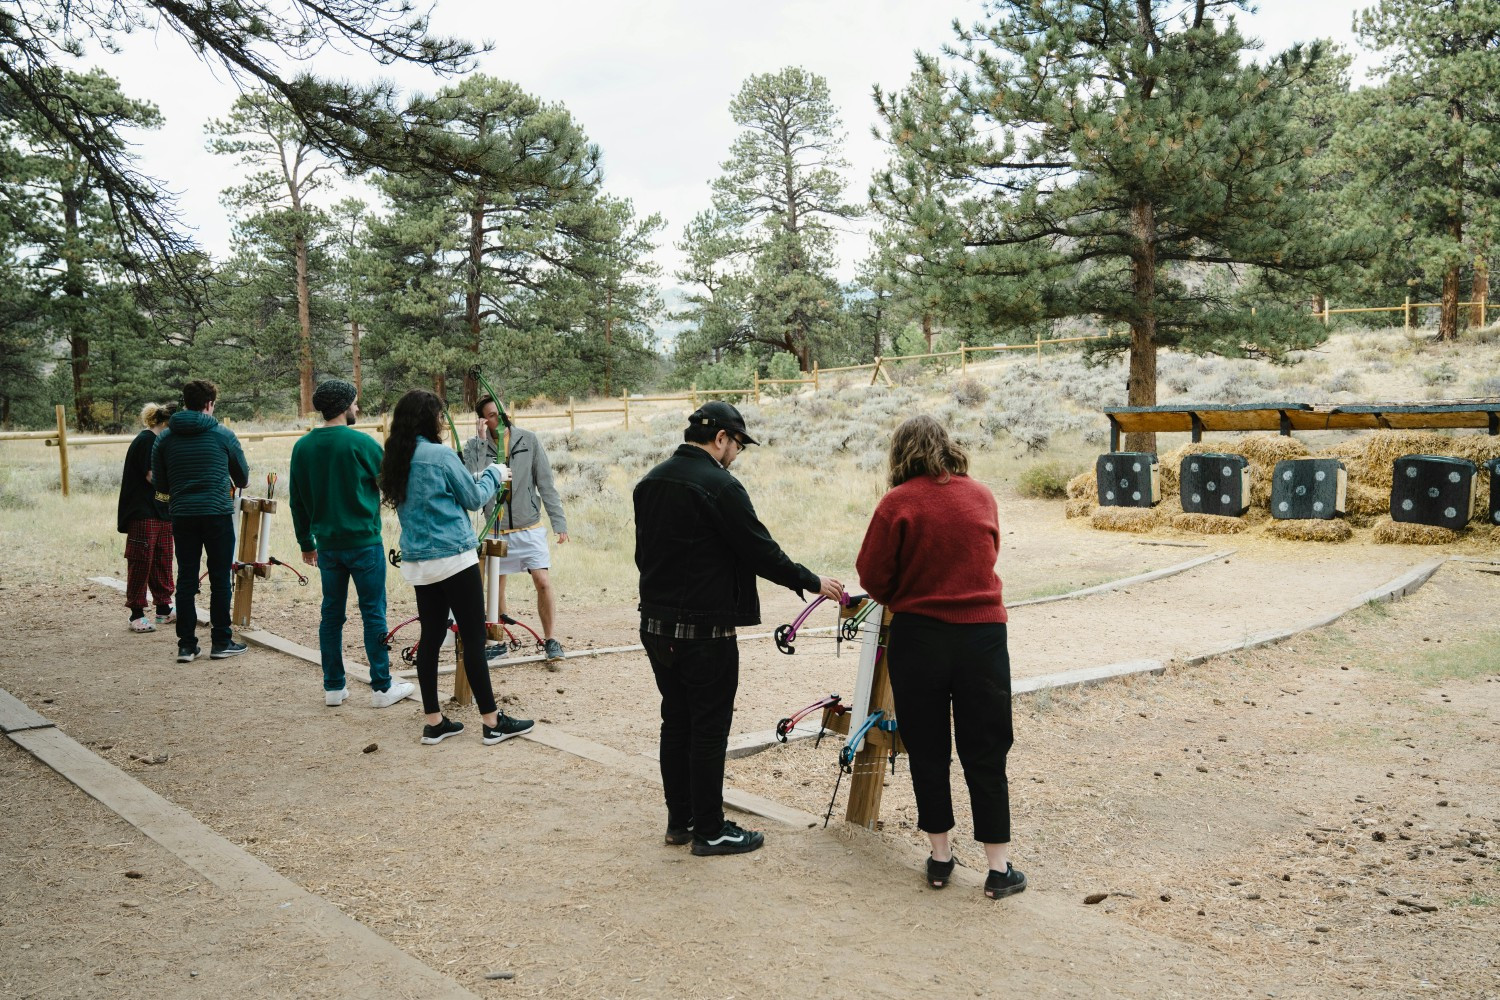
1372, 518, 1459, 546
1065, 497, 1096, 519
1066, 470, 1096, 500
1345, 482, 1388, 520
1236, 433, 1310, 468
1091, 506, 1165, 533
1263, 518, 1352, 543
1170, 512, 1248, 535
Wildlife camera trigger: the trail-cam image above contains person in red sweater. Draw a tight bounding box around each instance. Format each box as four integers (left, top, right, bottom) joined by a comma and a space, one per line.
855, 414, 1024, 900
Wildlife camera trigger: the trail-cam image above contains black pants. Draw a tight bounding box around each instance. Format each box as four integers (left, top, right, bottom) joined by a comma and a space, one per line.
641, 629, 738, 837
172, 514, 235, 651
886, 614, 1013, 844
413, 564, 497, 716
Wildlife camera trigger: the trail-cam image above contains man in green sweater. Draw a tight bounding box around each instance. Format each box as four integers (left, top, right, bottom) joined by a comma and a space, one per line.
289, 379, 414, 709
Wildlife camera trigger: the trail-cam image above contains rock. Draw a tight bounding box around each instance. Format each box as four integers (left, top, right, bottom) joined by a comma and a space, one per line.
1372, 831, 1386, 842
1084, 893, 1109, 904
555, 688, 565, 694
362, 743, 378, 754
1160, 893, 1172, 902
484, 971, 515, 981
124, 870, 143, 879
1315, 925, 1331, 933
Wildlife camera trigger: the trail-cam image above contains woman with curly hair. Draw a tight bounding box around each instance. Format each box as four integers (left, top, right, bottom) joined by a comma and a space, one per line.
117, 401, 177, 632
380, 389, 533, 747
855, 414, 1024, 900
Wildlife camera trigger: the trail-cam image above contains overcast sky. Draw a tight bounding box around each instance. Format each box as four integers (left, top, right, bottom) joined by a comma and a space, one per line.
92, 0, 1376, 284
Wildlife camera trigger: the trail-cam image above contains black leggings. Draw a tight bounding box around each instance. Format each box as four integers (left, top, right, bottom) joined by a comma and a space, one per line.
886, 614, 1013, 844
413, 564, 497, 716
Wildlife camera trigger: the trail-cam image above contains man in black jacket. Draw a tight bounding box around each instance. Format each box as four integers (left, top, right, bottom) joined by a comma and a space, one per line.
634, 401, 842, 856
152, 379, 251, 663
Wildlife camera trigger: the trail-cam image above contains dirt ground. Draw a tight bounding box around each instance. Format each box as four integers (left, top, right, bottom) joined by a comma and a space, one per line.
2, 506, 1498, 998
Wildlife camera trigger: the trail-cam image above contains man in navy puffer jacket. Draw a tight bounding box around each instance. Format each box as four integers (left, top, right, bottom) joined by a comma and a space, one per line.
152, 380, 250, 662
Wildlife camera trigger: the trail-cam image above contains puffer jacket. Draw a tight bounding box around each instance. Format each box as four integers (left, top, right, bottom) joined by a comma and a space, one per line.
151, 410, 249, 517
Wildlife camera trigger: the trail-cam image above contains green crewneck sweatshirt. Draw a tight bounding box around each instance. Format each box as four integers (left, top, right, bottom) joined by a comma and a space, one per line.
288, 425, 385, 553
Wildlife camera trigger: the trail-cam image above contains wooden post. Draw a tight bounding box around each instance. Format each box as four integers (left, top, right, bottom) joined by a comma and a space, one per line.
379, 412, 389, 446
54, 404, 69, 498
568, 396, 575, 432
753, 373, 760, 404
869, 358, 882, 386
812, 362, 820, 391
845, 608, 902, 830
1324, 302, 1331, 326
690, 383, 698, 408
451, 631, 472, 706
1405, 295, 1411, 332
232, 498, 264, 627
960, 343, 967, 374
1035, 334, 1042, 358
622, 391, 630, 430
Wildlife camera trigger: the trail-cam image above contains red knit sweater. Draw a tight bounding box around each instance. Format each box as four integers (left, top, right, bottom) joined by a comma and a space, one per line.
855, 473, 1007, 624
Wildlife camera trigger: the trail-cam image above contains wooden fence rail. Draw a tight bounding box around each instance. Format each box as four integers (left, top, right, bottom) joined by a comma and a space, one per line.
1318, 296, 1487, 330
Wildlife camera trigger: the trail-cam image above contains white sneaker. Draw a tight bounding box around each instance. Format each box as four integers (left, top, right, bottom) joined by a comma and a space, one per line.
370, 681, 415, 709
324, 687, 349, 707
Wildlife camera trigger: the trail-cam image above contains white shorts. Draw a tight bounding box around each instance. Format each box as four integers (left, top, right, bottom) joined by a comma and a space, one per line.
491, 524, 549, 574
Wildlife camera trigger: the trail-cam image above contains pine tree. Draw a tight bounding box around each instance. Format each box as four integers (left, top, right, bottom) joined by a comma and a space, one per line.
878, 1, 1371, 448
1345, 0, 1500, 339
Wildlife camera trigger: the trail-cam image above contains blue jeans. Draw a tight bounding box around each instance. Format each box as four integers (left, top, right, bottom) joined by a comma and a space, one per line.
173, 515, 235, 652
317, 544, 393, 692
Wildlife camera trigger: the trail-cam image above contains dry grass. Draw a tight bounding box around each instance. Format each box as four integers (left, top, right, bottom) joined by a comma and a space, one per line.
1169, 512, 1249, 534
1090, 506, 1165, 533
1264, 518, 1353, 542
1371, 518, 1461, 545
1065, 497, 1096, 519
1065, 470, 1095, 499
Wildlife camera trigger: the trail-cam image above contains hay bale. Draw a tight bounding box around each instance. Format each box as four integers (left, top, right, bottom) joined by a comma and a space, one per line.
1091, 506, 1165, 533
1345, 481, 1388, 520
1372, 518, 1460, 545
1066, 470, 1096, 500
1170, 512, 1248, 535
1235, 434, 1310, 508
1065, 497, 1096, 519
1264, 518, 1352, 543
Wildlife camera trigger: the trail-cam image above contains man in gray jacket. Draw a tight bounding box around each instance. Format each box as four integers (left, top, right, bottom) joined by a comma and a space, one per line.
463, 395, 569, 664
152, 379, 250, 663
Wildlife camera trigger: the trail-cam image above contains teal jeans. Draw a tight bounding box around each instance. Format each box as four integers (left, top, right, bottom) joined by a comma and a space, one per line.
317, 544, 393, 692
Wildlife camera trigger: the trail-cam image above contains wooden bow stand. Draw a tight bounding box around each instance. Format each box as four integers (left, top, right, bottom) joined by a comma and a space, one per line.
822, 602, 905, 830
451, 536, 508, 705
231, 483, 277, 628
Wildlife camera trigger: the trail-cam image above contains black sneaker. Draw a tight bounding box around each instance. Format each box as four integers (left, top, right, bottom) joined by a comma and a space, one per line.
481, 713, 534, 745
690, 821, 764, 856
484, 643, 508, 661
421, 716, 464, 745
176, 646, 198, 663
984, 863, 1027, 899
664, 824, 693, 846
210, 641, 247, 659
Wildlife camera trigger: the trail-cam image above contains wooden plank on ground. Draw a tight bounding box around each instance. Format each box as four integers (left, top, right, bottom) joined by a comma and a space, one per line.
0, 687, 54, 733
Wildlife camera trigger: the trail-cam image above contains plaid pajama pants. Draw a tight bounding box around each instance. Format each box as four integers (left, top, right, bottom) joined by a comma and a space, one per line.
124, 517, 175, 610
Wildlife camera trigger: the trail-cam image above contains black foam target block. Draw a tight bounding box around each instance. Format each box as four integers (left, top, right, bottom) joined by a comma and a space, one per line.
1488, 458, 1500, 528
1271, 459, 1347, 520
1180, 453, 1250, 517
1096, 452, 1160, 508
1390, 455, 1477, 530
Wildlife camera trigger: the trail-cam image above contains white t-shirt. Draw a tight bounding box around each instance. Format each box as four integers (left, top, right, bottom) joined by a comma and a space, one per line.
398, 549, 479, 587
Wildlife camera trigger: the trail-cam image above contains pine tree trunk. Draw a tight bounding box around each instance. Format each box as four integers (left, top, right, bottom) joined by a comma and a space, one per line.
62, 184, 95, 431
923, 313, 934, 352
1125, 199, 1159, 453
464, 205, 485, 409
603, 287, 613, 397
1440, 261, 1460, 341
295, 230, 314, 415
350, 319, 362, 396
1471, 256, 1488, 329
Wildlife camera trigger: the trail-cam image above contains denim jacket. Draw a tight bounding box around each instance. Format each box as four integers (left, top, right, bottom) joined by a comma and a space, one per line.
396, 437, 504, 562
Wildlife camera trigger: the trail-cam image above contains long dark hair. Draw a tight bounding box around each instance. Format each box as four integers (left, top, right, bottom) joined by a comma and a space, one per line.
888, 414, 969, 488
380, 389, 444, 509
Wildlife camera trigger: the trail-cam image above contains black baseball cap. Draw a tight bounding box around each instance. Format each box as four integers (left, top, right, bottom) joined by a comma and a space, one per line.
688, 401, 757, 445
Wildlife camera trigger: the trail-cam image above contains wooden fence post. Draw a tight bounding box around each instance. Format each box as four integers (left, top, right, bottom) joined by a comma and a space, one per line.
379, 412, 389, 445
960, 343, 967, 374
54, 404, 69, 497
622, 391, 630, 430
1035, 334, 1042, 358
690, 383, 698, 408
1405, 295, 1411, 332
1324, 302, 1331, 326
812, 362, 819, 391
753, 373, 760, 404
869, 358, 881, 386
568, 397, 575, 432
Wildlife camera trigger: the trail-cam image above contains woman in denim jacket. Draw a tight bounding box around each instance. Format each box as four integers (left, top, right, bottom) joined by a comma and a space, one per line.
379, 389, 534, 747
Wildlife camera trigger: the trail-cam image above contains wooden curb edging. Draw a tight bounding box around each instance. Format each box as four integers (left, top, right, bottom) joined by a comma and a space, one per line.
1, 689, 481, 1000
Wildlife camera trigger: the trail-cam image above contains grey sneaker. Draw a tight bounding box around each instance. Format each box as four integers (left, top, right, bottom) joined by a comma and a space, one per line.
210, 641, 247, 659
543, 638, 565, 664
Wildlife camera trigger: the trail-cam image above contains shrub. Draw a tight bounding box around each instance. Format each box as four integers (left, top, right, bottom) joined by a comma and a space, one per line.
1421, 362, 1458, 386
1324, 369, 1363, 394
1017, 461, 1077, 499
953, 378, 990, 406
1472, 375, 1500, 398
